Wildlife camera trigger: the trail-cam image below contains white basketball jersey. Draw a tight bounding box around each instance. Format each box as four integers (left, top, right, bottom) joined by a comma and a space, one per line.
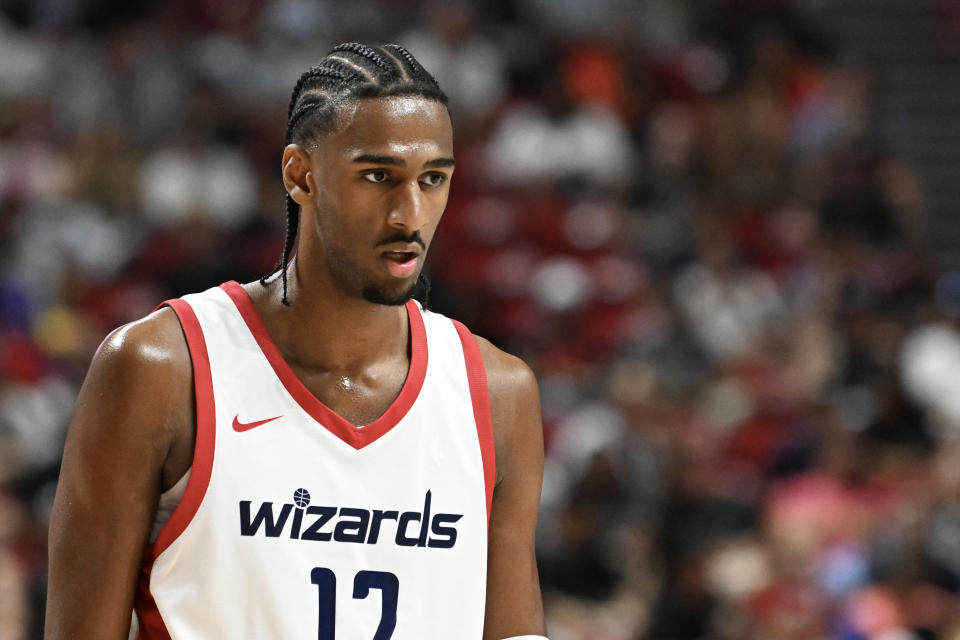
134, 281, 495, 639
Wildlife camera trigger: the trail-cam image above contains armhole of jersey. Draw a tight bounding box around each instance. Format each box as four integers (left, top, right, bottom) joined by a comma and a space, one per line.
135, 298, 215, 640
146, 298, 216, 556
452, 320, 496, 525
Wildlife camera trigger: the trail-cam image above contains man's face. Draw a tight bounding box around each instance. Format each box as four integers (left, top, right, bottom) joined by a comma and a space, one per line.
305, 96, 454, 305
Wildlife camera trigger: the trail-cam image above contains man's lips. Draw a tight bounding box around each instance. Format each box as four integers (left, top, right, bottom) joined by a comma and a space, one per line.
379, 241, 423, 255
380, 246, 421, 278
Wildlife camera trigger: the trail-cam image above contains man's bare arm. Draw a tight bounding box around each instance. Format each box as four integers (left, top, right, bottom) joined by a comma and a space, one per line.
45, 308, 193, 639
478, 337, 547, 639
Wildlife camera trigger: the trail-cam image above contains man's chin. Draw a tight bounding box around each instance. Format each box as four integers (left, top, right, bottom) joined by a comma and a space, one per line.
360, 281, 418, 306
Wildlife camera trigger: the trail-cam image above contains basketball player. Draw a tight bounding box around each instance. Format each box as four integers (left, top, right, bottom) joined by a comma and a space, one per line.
45, 44, 547, 639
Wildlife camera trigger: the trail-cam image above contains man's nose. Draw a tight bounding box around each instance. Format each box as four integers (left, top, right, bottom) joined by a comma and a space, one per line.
387, 180, 427, 230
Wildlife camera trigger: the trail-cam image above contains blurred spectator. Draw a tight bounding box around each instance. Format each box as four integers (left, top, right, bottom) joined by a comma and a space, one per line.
400, 0, 508, 126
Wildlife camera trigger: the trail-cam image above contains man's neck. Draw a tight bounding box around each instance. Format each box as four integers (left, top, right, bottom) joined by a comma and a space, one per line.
246, 264, 410, 377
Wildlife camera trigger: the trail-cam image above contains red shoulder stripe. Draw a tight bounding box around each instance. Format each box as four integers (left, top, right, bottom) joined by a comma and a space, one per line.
452, 320, 496, 525
134, 297, 217, 638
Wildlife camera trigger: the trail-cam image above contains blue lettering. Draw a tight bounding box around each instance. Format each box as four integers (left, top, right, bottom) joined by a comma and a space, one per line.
238, 491, 461, 549
367, 510, 399, 544
333, 508, 370, 543
239, 501, 292, 537
395, 511, 421, 547
428, 513, 463, 549
301, 506, 336, 541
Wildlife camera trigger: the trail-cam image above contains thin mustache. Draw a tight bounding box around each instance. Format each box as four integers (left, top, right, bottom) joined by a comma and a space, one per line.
375, 232, 425, 250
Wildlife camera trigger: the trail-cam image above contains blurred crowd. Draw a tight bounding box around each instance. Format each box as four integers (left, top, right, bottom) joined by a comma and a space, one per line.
2, 0, 960, 638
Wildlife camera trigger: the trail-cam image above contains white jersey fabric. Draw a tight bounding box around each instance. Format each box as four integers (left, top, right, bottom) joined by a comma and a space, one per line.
134, 281, 495, 640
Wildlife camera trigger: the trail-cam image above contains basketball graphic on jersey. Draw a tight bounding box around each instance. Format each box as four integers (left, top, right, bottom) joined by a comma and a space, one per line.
294, 488, 311, 508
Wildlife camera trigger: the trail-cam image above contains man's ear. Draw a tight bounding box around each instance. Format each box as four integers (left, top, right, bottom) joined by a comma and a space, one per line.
282, 144, 315, 207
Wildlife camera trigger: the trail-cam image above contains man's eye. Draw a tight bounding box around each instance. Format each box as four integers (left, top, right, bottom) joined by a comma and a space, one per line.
364, 171, 388, 183
422, 173, 446, 187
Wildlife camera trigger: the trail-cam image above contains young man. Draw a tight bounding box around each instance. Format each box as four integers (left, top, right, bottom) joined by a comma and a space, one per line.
45, 43, 547, 639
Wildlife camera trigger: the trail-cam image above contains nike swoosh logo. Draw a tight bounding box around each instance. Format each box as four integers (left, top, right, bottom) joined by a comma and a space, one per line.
232, 414, 283, 432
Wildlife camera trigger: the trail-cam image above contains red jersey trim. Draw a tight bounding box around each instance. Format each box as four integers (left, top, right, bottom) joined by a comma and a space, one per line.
452, 320, 496, 525
219, 281, 428, 450
134, 561, 168, 640
134, 298, 217, 638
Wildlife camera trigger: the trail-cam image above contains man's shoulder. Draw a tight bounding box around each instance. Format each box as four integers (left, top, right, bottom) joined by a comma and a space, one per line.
423, 306, 538, 403
92, 305, 191, 382
471, 335, 538, 402
466, 332, 542, 488
73, 305, 195, 470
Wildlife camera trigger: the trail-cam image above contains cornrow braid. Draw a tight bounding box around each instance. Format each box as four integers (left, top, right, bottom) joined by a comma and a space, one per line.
262, 43, 448, 305
331, 42, 393, 75
308, 62, 362, 86
260, 194, 301, 301
383, 44, 425, 76
416, 273, 432, 310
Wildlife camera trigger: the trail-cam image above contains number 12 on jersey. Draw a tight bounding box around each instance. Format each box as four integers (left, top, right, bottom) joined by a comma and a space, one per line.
311, 567, 399, 640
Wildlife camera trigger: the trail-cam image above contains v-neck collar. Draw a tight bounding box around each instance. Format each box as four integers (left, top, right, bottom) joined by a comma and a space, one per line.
220, 281, 428, 450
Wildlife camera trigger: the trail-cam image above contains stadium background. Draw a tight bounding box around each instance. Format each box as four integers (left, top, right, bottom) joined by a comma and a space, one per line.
2, 0, 960, 637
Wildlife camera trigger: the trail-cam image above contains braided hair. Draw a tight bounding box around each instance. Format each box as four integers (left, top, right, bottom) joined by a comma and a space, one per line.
262, 43, 448, 305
